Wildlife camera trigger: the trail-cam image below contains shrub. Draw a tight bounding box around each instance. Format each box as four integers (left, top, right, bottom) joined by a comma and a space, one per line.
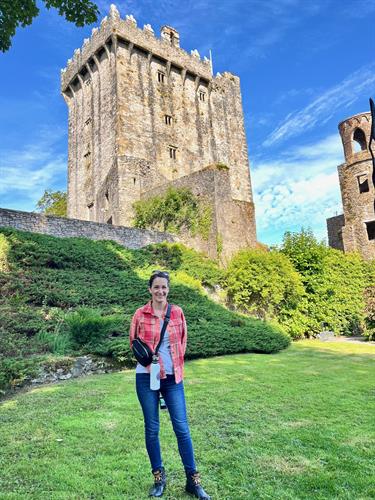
142, 242, 225, 287
65, 308, 111, 346
133, 187, 212, 239
0, 357, 40, 394
281, 229, 368, 336
226, 248, 305, 338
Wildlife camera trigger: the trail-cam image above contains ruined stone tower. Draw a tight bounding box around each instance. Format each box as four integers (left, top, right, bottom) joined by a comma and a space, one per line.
327, 112, 375, 260
61, 4, 256, 262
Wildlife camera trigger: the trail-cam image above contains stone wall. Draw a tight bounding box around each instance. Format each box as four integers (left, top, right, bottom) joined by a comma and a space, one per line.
0, 207, 175, 249
140, 165, 256, 263
326, 214, 345, 251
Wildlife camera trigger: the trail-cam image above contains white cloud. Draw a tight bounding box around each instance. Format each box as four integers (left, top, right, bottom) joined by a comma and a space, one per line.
253, 134, 344, 243
0, 131, 67, 209
263, 63, 375, 146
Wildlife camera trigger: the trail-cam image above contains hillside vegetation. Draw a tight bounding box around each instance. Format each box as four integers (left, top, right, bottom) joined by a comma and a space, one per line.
0, 228, 289, 394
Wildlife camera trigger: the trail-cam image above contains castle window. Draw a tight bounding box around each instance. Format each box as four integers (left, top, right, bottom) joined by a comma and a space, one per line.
169, 146, 177, 159
85, 118, 92, 126
199, 91, 206, 102
85, 78, 92, 86
83, 151, 91, 158
165, 114, 173, 125
353, 128, 367, 153
104, 191, 109, 208
107, 216, 113, 225
158, 71, 165, 83
365, 221, 375, 240
357, 174, 369, 193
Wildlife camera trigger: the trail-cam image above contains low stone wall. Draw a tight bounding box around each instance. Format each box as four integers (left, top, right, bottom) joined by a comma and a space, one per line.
0, 207, 176, 249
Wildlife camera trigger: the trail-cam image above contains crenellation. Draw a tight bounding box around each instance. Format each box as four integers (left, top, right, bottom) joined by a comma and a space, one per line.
143, 24, 155, 35
61, 7, 212, 92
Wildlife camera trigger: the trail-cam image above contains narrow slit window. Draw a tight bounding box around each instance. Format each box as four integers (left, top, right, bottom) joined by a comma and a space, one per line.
366, 221, 375, 240
199, 91, 206, 102
107, 216, 113, 225
169, 146, 177, 159
357, 174, 369, 193
158, 71, 165, 83
165, 114, 172, 125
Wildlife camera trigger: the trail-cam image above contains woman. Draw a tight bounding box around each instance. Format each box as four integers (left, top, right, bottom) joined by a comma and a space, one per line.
129, 270, 211, 499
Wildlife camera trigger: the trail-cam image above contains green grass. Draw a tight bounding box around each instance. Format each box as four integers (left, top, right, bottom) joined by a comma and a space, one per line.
1, 341, 374, 499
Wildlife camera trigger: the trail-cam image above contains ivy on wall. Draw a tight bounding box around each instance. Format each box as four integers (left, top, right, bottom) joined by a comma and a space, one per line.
132, 187, 212, 240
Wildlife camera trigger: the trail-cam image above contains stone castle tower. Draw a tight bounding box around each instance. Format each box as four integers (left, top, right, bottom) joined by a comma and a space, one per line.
61, 4, 256, 262
327, 112, 375, 260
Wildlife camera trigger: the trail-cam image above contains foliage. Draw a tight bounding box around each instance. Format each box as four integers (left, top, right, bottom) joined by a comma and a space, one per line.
0, 357, 40, 394
364, 260, 375, 340
140, 242, 225, 287
226, 248, 305, 338
133, 187, 213, 240
281, 229, 369, 337
0, 0, 99, 52
36, 189, 67, 217
0, 227, 288, 393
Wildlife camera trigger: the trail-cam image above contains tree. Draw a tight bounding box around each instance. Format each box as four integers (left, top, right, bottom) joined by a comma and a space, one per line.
36, 190, 67, 217
0, 0, 100, 52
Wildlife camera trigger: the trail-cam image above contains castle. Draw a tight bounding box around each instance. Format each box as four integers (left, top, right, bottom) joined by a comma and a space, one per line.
327, 112, 375, 260
61, 4, 257, 262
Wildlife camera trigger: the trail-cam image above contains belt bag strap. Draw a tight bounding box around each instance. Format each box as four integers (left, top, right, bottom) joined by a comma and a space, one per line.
154, 304, 172, 357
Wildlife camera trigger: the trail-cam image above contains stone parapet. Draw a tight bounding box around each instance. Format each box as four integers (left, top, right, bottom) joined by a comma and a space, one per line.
61, 4, 212, 91
0, 207, 175, 249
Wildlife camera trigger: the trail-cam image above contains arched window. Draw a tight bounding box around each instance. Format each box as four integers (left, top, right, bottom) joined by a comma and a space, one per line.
352, 128, 367, 153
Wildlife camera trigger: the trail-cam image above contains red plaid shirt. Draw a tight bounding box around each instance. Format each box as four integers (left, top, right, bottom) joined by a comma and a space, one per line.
129, 302, 187, 383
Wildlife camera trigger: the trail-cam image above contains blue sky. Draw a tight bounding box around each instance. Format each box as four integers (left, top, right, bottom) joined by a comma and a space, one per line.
0, 0, 374, 245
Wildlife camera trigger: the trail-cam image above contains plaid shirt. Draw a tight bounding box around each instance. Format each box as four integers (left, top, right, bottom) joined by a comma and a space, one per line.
129, 302, 187, 383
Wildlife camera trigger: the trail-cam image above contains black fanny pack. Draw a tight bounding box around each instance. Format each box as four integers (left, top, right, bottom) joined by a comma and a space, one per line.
132, 304, 172, 367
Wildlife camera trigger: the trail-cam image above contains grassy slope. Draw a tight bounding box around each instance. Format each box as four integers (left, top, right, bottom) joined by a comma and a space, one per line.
0, 228, 289, 392
0, 341, 374, 499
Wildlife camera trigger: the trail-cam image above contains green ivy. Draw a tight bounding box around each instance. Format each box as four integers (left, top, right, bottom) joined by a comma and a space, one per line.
132, 187, 212, 240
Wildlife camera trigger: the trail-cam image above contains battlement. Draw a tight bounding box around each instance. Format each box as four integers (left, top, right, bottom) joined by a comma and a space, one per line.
61, 4, 213, 91
338, 112, 371, 163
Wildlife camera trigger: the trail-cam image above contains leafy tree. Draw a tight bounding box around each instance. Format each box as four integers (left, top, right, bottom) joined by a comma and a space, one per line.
281, 229, 368, 336
36, 189, 67, 217
0, 0, 99, 52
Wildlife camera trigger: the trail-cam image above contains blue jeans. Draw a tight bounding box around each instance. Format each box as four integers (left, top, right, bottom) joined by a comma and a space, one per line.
136, 373, 197, 474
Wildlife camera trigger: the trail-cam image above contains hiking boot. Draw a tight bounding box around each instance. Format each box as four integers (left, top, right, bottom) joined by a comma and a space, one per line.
149, 467, 166, 497
185, 472, 211, 499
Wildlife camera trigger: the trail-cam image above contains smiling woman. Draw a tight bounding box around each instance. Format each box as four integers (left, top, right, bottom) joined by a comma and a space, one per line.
129, 270, 211, 499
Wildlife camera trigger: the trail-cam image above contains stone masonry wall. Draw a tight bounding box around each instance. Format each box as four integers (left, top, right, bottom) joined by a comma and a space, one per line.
326, 214, 345, 251
140, 165, 256, 263
0, 208, 175, 249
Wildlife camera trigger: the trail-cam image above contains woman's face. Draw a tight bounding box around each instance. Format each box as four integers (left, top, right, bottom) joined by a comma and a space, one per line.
149, 277, 169, 305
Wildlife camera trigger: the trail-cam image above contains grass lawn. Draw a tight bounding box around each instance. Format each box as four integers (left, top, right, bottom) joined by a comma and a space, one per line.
1, 340, 374, 499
